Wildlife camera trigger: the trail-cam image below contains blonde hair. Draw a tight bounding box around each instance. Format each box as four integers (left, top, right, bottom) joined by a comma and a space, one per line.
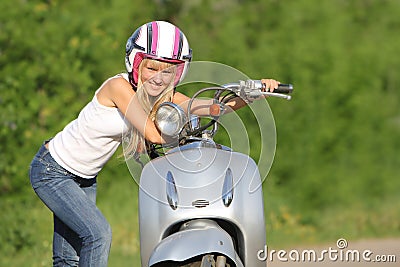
123, 59, 176, 160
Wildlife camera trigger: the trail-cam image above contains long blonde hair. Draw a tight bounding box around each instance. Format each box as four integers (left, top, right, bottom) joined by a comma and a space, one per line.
123, 59, 176, 160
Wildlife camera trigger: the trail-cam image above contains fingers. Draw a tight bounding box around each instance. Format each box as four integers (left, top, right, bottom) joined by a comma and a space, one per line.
261, 79, 280, 92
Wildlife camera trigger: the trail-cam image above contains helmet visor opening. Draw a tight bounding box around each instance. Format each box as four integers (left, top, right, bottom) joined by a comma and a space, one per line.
133, 53, 187, 87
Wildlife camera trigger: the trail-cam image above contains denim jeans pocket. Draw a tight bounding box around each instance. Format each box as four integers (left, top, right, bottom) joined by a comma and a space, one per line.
29, 146, 72, 190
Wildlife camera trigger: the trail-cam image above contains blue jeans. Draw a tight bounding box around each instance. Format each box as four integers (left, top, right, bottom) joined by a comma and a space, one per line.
29, 141, 112, 267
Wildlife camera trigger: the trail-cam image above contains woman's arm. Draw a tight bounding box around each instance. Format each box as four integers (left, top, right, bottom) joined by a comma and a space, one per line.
173, 92, 213, 116
173, 91, 246, 115
173, 78, 279, 115
97, 76, 164, 144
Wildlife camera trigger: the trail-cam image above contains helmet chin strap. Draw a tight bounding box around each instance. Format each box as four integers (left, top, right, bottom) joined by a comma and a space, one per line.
128, 72, 137, 92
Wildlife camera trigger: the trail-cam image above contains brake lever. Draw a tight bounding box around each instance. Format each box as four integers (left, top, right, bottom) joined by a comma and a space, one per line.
262, 91, 292, 100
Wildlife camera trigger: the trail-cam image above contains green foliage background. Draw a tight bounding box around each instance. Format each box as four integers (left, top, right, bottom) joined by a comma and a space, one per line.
1, 0, 399, 266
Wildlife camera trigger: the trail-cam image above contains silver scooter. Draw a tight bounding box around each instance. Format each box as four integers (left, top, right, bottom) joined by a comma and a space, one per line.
137, 80, 293, 266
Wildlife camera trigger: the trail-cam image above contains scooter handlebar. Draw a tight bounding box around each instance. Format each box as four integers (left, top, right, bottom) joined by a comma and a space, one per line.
273, 83, 294, 94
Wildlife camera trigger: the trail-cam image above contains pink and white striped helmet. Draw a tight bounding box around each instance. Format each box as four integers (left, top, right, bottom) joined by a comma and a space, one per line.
125, 21, 192, 87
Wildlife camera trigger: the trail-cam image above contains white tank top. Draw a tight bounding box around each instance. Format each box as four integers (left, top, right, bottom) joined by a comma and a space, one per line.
49, 74, 131, 178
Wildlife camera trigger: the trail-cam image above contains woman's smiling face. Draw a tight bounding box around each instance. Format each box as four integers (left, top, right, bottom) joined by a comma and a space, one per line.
140, 59, 176, 97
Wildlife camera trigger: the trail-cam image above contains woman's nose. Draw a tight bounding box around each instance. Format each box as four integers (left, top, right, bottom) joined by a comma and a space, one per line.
152, 72, 163, 83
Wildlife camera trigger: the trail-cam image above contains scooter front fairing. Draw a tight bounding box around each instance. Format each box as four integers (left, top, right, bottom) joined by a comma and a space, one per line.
139, 145, 266, 267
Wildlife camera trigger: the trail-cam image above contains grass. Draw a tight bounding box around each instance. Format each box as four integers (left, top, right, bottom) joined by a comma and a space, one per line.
265, 189, 400, 249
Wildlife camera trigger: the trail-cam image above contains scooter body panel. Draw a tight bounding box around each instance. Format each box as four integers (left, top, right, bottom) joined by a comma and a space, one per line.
139, 146, 266, 266
148, 219, 243, 266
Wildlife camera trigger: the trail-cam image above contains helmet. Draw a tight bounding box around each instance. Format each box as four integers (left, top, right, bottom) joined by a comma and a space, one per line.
125, 21, 192, 87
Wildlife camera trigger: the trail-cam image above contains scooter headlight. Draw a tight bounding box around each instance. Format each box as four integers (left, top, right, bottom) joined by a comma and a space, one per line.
155, 102, 187, 137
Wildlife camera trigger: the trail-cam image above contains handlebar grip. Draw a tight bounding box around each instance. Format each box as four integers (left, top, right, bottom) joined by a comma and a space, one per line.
274, 84, 294, 94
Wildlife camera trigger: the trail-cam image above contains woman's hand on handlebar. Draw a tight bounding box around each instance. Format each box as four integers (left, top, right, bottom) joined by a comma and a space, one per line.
261, 78, 280, 93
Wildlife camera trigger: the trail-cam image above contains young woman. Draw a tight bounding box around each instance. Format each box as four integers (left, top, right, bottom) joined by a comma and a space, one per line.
29, 21, 279, 267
